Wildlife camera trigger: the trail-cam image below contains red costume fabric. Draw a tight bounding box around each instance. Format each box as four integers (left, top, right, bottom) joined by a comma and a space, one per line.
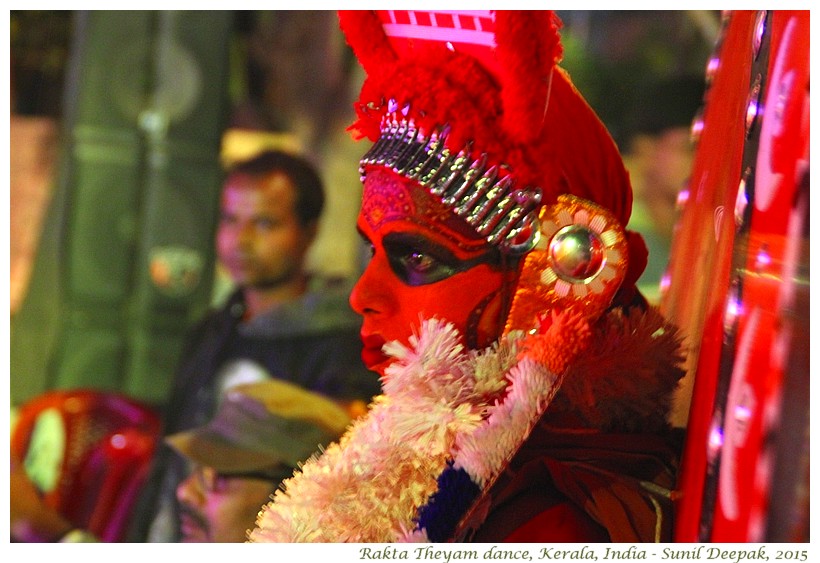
463, 306, 684, 543
472, 419, 679, 542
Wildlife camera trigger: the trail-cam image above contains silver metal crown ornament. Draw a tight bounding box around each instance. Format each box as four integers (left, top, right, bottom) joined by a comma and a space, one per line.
359, 105, 542, 255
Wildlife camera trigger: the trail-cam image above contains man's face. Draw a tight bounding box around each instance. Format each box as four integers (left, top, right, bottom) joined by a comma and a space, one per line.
349, 167, 510, 376
216, 171, 316, 289
176, 466, 275, 543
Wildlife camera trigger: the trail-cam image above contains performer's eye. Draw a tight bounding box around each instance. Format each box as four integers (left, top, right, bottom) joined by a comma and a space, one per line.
401, 250, 446, 286
405, 249, 436, 273
383, 233, 481, 286
384, 236, 453, 285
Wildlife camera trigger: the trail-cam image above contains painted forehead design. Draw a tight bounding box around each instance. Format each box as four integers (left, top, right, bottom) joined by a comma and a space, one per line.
361, 167, 489, 253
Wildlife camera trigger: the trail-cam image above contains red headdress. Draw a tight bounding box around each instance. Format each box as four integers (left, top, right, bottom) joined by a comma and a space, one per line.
339, 9, 647, 331
247, 13, 682, 544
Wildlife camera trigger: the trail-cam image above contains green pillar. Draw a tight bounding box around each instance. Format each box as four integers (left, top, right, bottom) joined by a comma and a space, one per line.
11, 11, 233, 409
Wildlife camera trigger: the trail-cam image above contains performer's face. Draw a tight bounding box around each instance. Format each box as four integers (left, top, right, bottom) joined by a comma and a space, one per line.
350, 167, 510, 376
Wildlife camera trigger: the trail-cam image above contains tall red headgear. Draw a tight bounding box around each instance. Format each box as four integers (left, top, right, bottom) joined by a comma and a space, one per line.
339, 10, 647, 331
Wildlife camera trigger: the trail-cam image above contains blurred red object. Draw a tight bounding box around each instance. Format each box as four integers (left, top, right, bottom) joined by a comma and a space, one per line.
10, 389, 162, 542
661, 10, 809, 542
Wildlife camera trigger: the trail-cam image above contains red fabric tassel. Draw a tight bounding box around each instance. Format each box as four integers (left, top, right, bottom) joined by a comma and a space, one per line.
495, 11, 562, 143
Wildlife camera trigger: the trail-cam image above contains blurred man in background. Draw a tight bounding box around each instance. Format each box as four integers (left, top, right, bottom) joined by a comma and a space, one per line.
136, 149, 379, 541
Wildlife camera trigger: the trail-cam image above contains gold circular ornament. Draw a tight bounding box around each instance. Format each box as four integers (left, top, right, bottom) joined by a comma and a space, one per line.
504, 195, 629, 335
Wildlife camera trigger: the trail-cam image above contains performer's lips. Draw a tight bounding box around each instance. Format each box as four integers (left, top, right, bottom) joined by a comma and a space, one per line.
360, 333, 389, 369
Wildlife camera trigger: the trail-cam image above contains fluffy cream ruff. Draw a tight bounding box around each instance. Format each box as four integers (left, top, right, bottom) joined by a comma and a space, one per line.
248, 307, 683, 543
248, 319, 562, 543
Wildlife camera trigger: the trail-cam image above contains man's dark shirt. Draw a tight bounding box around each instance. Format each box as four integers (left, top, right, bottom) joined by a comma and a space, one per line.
130, 280, 380, 541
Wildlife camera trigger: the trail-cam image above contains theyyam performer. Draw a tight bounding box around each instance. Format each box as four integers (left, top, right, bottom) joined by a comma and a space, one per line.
250, 9, 685, 543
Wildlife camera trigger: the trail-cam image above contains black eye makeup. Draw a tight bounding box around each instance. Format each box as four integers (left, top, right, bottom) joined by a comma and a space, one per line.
381, 232, 493, 286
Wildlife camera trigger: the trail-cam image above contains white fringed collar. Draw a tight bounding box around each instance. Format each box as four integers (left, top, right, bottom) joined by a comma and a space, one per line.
248, 307, 683, 543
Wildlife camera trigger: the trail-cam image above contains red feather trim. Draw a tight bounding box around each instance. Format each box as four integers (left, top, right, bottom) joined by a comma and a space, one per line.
351, 46, 510, 170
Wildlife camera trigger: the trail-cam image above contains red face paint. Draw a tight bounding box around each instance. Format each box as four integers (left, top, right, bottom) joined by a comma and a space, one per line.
350, 167, 513, 376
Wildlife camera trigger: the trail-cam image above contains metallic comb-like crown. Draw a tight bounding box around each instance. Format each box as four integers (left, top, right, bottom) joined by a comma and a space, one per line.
359, 109, 542, 255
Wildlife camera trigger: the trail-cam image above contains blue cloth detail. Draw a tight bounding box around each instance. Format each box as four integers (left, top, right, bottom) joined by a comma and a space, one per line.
415, 463, 481, 542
